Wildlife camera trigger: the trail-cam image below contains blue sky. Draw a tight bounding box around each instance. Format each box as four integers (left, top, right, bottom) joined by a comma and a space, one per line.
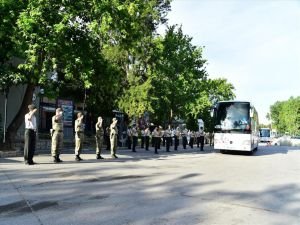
162, 0, 300, 124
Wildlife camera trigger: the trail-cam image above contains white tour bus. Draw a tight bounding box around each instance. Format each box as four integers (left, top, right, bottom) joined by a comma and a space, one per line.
211, 101, 259, 153
259, 128, 271, 143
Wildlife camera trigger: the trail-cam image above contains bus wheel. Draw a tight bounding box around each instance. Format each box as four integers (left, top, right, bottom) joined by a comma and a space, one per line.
220, 150, 226, 154
247, 150, 254, 155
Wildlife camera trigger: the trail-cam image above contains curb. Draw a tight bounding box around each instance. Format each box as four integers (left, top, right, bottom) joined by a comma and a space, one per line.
0, 150, 23, 158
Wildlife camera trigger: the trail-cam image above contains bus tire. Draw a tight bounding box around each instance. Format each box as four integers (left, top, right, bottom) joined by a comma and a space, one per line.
247, 150, 254, 155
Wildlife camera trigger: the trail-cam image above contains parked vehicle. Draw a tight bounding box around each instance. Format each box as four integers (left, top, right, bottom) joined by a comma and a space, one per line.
272, 135, 300, 147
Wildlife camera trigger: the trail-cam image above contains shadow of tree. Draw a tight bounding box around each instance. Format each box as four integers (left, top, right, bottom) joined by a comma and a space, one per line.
0, 146, 300, 225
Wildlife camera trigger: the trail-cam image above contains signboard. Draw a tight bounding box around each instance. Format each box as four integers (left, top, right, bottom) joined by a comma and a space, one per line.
57, 99, 74, 127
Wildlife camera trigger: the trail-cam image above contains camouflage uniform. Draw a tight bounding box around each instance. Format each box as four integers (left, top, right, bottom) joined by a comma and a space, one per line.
51, 114, 64, 158
51, 108, 64, 163
165, 127, 172, 152
110, 118, 118, 158
75, 116, 85, 160
174, 128, 180, 151
132, 126, 138, 152
95, 119, 104, 159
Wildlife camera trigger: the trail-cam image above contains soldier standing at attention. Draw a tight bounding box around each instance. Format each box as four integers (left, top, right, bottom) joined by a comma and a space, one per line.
189, 131, 195, 148
75, 112, 84, 161
158, 126, 163, 149
144, 127, 150, 151
199, 127, 205, 151
182, 128, 188, 149
196, 130, 201, 148
24, 104, 37, 165
140, 128, 145, 148
95, 116, 104, 159
152, 126, 160, 154
110, 117, 118, 158
132, 125, 138, 152
165, 125, 172, 152
51, 108, 64, 163
127, 126, 132, 149
174, 127, 180, 151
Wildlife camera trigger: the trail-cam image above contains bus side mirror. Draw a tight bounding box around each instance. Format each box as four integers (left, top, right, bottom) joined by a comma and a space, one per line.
250, 108, 254, 118
210, 108, 215, 118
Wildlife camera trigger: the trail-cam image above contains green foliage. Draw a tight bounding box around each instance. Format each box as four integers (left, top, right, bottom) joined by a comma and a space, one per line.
1, 0, 235, 130
270, 97, 300, 135
117, 25, 235, 128
2, 0, 171, 110
0, 0, 27, 91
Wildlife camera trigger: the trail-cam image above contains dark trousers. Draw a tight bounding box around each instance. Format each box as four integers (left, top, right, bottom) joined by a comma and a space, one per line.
154, 137, 159, 153
24, 129, 36, 163
189, 138, 194, 148
200, 136, 205, 151
158, 137, 161, 149
182, 136, 187, 149
196, 137, 200, 148
145, 136, 150, 150
141, 136, 144, 148
166, 137, 171, 152
162, 137, 166, 146
174, 136, 179, 150
127, 137, 132, 149
132, 136, 138, 152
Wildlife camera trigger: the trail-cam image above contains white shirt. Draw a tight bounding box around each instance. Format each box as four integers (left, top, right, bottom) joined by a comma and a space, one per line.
25, 113, 37, 130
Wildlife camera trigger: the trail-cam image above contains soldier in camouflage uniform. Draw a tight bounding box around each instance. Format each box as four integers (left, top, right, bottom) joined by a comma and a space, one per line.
75, 112, 84, 161
165, 125, 172, 152
110, 117, 118, 158
182, 128, 188, 149
174, 127, 180, 151
95, 116, 104, 159
132, 125, 138, 152
51, 108, 64, 163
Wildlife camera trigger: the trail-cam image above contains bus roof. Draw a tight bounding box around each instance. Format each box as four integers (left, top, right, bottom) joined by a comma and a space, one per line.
217, 100, 251, 104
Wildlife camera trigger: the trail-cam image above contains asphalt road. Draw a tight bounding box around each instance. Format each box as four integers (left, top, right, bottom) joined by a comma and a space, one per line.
1, 144, 300, 225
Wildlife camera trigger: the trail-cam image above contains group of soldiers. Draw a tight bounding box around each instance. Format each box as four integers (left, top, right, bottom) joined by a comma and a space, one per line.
23, 104, 206, 165
51, 108, 119, 163
126, 125, 206, 154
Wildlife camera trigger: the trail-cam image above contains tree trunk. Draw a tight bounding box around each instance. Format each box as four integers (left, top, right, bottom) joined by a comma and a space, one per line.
6, 84, 35, 149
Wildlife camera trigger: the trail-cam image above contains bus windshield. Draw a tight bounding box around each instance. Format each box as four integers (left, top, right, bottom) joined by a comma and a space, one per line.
215, 102, 250, 131
260, 128, 270, 137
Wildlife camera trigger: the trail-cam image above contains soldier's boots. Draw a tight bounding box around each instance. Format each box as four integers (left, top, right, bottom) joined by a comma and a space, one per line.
96, 154, 104, 159
75, 155, 83, 161
57, 155, 63, 162
111, 154, 118, 158
53, 155, 63, 163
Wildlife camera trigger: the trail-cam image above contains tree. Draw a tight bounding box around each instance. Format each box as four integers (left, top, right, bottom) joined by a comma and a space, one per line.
2, 0, 171, 147
117, 25, 235, 129
269, 97, 300, 135
0, 0, 27, 92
